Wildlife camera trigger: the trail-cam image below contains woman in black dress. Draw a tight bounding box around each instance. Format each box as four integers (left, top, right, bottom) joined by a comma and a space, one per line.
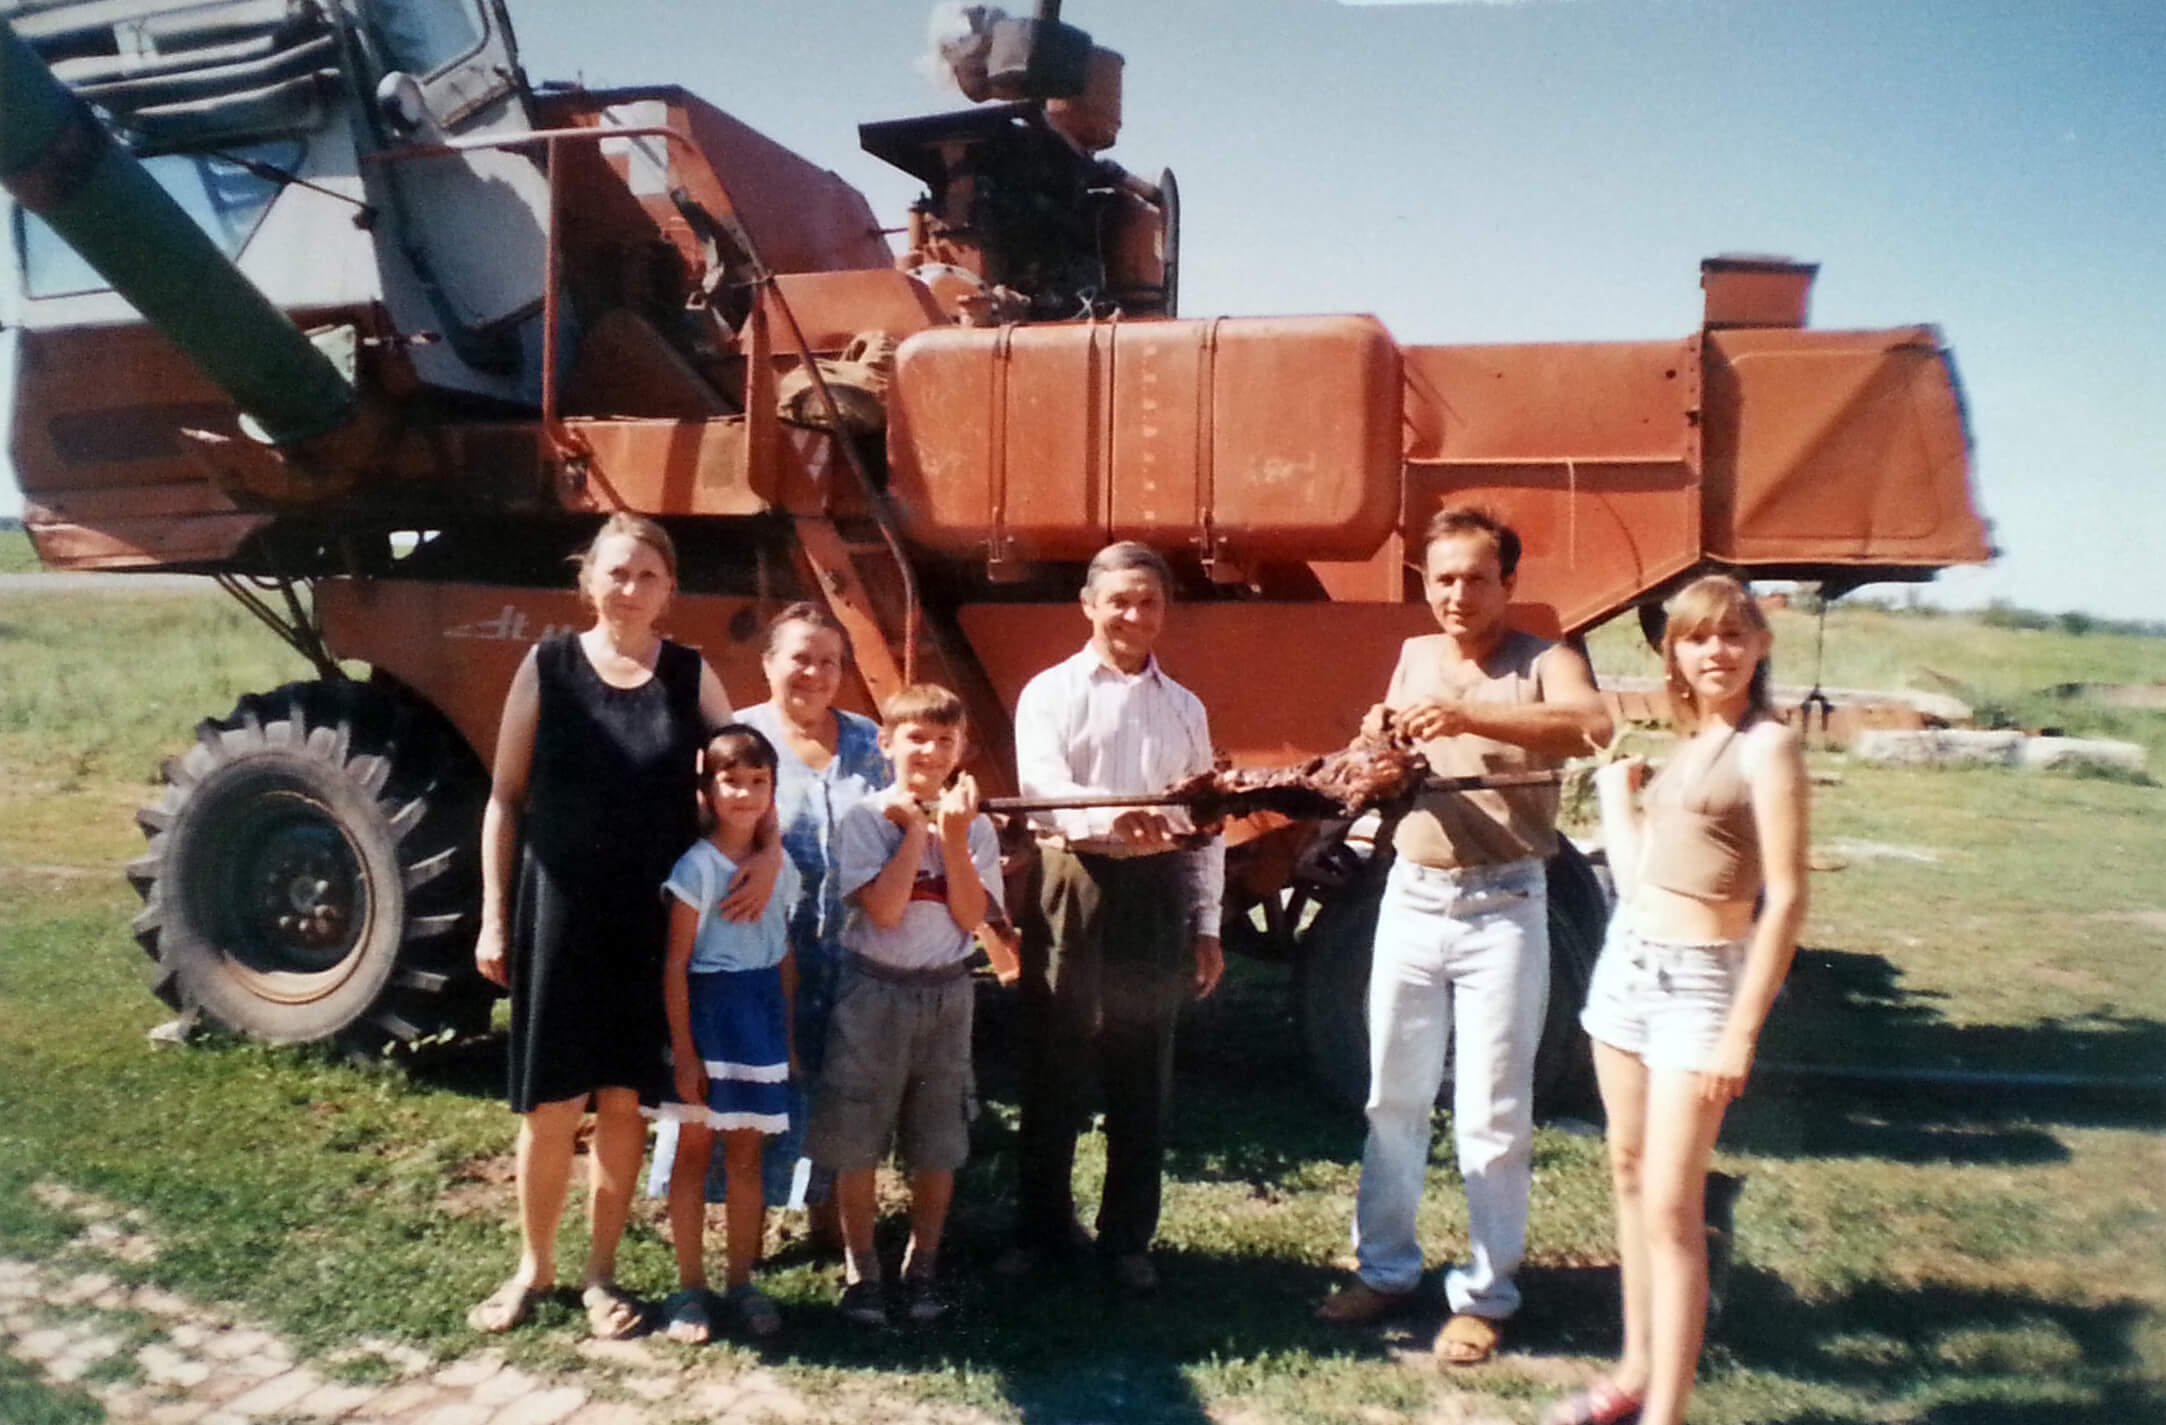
467, 514, 777, 1338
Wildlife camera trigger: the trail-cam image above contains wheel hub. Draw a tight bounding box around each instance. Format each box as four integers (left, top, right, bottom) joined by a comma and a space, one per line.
204, 790, 370, 985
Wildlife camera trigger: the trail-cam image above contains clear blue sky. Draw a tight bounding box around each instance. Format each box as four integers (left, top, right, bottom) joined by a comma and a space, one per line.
8, 0, 2162, 624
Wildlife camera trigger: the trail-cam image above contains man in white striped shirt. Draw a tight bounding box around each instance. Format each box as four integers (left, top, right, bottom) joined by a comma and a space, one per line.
1000, 541, 1225, 1295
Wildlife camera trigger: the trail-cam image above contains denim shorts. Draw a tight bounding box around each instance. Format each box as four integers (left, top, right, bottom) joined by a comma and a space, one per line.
1579, 915, 1748, 1072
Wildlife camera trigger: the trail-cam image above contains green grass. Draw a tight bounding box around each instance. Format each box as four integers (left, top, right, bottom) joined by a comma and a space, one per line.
0, 585, 311, 788
2, 588, 2164, 1423
0, 1354, 105, 1425
0, 528, 44, 575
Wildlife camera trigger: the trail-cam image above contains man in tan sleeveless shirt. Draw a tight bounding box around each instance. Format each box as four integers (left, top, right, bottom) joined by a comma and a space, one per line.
1317, 507, 1610, 1364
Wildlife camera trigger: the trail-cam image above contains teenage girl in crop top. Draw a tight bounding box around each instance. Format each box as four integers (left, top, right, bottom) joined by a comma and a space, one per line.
1541, 576, 1809, 1425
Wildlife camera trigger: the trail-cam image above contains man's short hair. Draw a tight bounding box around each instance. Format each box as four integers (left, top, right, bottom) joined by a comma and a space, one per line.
1422, 505, 1521, 581
1082, 540, 1174, 600
882, 682, 967, 729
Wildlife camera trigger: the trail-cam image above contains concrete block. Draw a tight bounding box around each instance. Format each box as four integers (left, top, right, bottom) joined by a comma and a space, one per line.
1850, 729, 2023, 766
2016, 736, 2147, 775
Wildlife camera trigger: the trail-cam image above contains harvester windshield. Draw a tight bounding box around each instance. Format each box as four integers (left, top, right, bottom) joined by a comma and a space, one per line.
16, 138, 301, 297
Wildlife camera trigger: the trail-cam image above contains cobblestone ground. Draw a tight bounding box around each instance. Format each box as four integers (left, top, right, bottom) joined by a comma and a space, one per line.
1, 1182, 998, 1425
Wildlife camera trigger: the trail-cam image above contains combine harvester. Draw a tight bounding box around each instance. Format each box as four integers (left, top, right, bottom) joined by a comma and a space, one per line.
0, 1, 1989, 1107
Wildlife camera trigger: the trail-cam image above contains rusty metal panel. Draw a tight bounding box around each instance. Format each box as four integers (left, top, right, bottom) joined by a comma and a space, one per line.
1404, 459, 1702, 637
1106, 320, 1206, 540
1701, 257, 1817, 329
1205, 317, 1401, 555
318, 583, 807, 767
890, 315, 1400, 564
654, 92, 894, 277
962, 601, 1438, 767
24, 511, 270, 569
1401, 340, 1697, 465
9, 326, 244, 494
762, 269, 944, 354
1398, 340, 1702, 633
1703, 326, 1990, 567
560, 417, 841, 518
562, 416, 763, 516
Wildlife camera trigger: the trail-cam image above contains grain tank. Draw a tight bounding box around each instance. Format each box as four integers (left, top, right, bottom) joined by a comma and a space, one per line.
0, 1, 1988, 1105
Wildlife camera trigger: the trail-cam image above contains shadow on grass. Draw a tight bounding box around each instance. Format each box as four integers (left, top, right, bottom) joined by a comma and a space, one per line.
1733, 945, 2166, 1165
740, 965, 1383, 1422
758, 1241, 1358, 1425
1722, 1268, 2166, 1423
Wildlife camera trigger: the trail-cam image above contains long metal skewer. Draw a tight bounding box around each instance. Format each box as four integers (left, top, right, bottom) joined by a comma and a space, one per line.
980, 767, 1564, 816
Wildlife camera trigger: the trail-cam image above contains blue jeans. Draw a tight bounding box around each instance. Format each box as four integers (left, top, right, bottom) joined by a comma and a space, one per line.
1352, 856, 1549, 1318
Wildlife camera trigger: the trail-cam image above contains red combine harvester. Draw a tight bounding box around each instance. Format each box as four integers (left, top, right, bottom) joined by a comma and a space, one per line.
0, 1, 1988, 1106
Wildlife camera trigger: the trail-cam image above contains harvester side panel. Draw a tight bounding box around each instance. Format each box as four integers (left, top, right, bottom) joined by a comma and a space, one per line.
1702, 326, 1989, 568
551, 90, 893, 281
11, 323, 264, 567
960, 601, 1439, 769
316, 581, 883, 769
1396, 340, 1703, 636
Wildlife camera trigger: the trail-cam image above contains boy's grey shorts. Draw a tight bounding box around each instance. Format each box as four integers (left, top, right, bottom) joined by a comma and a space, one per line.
803, 961, 976, 1174
1579, 914, 1749, 1073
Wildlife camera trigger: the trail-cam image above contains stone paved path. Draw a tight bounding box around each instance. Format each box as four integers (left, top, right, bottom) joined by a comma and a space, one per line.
5, 1180, 1523, 1425
1, 1181, 997, 1425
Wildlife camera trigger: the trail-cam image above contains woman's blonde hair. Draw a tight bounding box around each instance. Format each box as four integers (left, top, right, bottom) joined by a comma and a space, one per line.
1661, 575, 1774, 731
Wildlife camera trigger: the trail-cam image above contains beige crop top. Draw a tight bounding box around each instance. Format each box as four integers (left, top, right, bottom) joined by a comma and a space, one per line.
1639, 720, 1763, 903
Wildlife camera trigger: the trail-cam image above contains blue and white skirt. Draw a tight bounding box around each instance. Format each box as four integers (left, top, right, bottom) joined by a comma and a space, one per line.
653, 965, 791, 1134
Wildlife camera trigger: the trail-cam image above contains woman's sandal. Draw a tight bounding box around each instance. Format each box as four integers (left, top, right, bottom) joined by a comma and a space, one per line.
1432, 1311, 1503, 1365
661, 1288, 714, 1346
1538, 1378, 1644, 1425
724, 1282, 782, 1340
581, 1282, 648, 1340
466, 1277, 542, 1334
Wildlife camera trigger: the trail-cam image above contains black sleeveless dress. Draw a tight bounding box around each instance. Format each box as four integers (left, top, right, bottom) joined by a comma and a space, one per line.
508, 632, 705, 1112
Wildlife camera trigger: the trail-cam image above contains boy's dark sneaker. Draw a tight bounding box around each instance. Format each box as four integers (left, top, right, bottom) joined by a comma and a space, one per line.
900, 1273, 953, 1324
838, 1279, 888, 1328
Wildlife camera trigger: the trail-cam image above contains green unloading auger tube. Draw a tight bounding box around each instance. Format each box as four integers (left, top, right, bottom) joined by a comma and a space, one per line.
0, 19, 356, 446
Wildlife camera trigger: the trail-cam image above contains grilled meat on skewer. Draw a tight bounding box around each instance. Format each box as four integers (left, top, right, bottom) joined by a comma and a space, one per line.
1163, 730, 1430, 827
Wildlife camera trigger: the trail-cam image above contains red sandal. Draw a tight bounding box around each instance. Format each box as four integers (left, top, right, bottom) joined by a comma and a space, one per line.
1538, 1378, 1643, 1425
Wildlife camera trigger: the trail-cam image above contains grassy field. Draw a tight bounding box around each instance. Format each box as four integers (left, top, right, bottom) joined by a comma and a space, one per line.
2, 577, 2163, 1423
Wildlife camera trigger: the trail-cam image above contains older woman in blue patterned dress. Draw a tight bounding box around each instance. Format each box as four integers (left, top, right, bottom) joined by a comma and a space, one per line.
735, 604, 890, 1227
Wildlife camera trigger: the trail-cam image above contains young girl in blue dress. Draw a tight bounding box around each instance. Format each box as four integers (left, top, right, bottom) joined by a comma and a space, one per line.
657, 724, 801, 1342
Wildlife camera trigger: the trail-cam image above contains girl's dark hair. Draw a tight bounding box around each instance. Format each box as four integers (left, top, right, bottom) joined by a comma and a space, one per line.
698, 723, 778, 831
704, 722, 779, 776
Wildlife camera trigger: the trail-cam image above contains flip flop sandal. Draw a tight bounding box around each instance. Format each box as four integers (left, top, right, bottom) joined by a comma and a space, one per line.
581, 1282, 648, 1340
1538, 1378, 1644, 1425
661, 1287, 715, 1346
1433, 1311, 1503, 1365
466, 1277, 541, 1334
723, 1282, 782, 1340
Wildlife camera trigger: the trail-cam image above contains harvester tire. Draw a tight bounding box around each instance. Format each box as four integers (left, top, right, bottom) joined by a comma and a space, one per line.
127, 681, 490, 1052
1293, 840, 1607, 1118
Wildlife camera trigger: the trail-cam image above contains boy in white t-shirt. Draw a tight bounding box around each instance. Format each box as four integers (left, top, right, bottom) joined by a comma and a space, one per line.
804, 684, 1002, 1326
